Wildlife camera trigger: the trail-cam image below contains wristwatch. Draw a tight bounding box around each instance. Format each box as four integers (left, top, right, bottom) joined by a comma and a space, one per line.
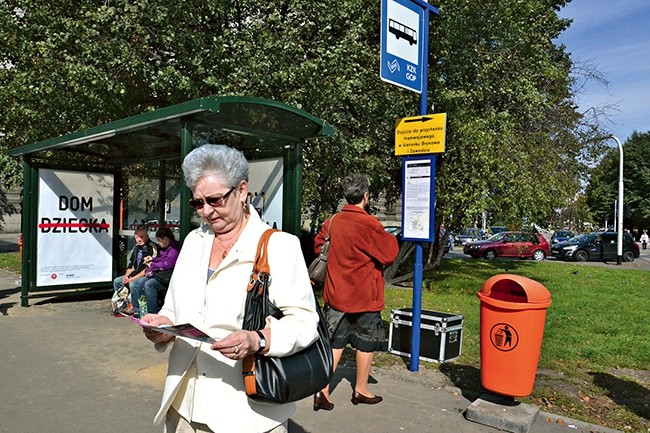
255, 330, 267, 354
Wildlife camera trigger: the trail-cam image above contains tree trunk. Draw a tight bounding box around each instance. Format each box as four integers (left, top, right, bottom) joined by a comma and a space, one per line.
385, 241, 415, 284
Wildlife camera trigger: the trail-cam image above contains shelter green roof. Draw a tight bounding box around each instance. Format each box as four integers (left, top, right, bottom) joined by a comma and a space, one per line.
10, 96, 335, 165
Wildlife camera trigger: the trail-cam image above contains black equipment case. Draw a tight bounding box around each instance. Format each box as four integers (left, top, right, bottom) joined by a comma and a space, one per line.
388, 308, 463, 363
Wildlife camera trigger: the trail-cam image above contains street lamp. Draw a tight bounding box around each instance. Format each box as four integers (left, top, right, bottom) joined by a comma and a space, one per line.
611, 136, 624, 265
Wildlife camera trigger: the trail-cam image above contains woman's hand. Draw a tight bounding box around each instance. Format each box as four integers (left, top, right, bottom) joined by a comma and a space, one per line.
211, 329, 269, 360
140, 313, 175, 344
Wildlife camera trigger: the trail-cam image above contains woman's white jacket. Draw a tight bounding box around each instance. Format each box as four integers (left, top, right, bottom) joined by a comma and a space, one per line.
153, 208, 318, 432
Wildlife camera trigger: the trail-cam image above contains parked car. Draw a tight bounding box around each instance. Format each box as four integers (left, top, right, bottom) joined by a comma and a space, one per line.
463, 231, 549, 261
489, 226, 507, 235
550, 229, 574, 244
145, 219, 159, 231
166, 220, 180, 232
384, 225, 402, 238
550, 231, 640, 262
441, 234, 451, 254
455, 227, 483, 245
144, 219, 180, 232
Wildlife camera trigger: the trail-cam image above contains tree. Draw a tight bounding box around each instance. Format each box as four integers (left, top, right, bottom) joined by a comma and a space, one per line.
1, 0, 608, 264
586, 132, 650, 231
407, 0, 609, 265
432, 1, 583, 221
0, 0, 411, 215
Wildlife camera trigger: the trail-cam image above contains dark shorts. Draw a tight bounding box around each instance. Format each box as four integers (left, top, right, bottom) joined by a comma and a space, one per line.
324, 304, 387, 353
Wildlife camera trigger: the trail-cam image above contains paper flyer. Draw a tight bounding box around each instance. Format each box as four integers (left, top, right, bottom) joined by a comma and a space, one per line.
122, 314, 215, 343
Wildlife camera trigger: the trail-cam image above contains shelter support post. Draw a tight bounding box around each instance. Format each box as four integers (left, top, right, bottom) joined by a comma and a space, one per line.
20, 160, 38, 307
158, 160, 167, 231
179, 120, 193, 242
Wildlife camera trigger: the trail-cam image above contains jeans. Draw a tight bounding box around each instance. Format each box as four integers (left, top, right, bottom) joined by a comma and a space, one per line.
113, 275, 127, 292
130, 277, 167, 315
113, 274, 146, 293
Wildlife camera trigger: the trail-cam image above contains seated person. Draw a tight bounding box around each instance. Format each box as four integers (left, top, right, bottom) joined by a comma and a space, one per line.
113, 227, 159, 315
131, 227, 180, 315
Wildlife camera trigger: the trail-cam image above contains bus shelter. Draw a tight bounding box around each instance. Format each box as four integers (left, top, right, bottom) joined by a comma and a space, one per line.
9, 96, 335, 306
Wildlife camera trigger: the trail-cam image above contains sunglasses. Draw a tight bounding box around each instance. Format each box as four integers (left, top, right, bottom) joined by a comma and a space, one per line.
189, 187, 236, 210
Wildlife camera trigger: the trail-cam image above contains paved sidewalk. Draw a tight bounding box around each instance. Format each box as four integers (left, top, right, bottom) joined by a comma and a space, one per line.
0, 260, 621, 432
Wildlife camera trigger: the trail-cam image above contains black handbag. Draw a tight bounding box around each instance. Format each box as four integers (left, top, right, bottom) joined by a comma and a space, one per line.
242, 229, 334, 404
152, 269, 173, 286
308, 214, 336, 288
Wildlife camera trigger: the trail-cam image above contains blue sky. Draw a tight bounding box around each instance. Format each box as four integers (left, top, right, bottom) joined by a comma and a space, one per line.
556, 0, 650, 142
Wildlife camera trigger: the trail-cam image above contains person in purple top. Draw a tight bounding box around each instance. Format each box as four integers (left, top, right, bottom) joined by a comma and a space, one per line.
131, 227, 180, 315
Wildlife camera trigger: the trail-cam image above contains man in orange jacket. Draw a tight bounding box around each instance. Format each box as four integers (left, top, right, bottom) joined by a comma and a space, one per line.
313, 173, 399, 411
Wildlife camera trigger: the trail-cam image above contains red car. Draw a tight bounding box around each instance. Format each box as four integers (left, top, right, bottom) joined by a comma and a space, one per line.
463, 231, 550, 261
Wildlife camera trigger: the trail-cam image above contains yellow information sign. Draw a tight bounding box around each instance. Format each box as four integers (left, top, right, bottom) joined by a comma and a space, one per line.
395, 113, 447, 155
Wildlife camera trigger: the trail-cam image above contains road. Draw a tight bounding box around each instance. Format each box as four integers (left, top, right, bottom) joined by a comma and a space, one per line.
446, 243, 650, 271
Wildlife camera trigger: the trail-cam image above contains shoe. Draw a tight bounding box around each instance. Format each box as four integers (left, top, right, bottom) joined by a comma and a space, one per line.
351, 391, 382, 405
313, 392, 334, 411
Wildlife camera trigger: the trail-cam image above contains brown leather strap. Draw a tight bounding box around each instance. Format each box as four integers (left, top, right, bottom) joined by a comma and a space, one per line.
242, 228, 278, 397
246, 229, 278, 294
255, 228, 277, 275
242, 355, 257, 396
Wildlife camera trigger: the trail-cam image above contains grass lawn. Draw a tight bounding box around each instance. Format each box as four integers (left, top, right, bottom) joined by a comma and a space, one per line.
379, 257, 649, 432
0, 252, 21, 273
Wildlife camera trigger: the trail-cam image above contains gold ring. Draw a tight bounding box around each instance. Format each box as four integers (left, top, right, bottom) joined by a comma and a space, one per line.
234, 345, 239, 354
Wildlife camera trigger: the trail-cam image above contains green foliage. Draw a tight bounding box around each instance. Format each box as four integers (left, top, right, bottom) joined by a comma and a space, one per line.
0, 0, 612, 230
430, 0, 601, 231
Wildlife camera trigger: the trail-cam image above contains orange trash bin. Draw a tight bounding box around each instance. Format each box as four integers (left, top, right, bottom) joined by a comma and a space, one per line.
477, 274, 551, 397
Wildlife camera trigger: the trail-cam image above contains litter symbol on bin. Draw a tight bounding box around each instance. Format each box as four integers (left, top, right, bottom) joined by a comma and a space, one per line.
490, 323, 519, 352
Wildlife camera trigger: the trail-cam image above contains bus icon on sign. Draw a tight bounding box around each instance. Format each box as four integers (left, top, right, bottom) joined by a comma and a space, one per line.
388, 19, 417, 45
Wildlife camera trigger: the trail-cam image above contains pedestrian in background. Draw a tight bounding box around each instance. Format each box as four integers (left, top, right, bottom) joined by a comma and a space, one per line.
313, 173, 399, 411
640, 230, 649, 250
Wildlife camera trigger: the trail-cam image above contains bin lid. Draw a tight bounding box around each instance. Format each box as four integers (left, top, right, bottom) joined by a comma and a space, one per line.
478, 274, 551, 305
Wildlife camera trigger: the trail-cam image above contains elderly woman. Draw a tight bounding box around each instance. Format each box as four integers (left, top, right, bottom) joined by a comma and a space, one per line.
141, 144, 318, 433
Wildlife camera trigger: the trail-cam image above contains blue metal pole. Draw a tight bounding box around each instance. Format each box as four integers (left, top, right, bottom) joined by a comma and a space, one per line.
409, 6, 431, 372
409, 242, 423, 371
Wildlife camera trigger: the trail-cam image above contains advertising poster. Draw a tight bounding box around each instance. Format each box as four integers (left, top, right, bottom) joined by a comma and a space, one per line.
37, 169, 114, 286
248, 157, 283, 229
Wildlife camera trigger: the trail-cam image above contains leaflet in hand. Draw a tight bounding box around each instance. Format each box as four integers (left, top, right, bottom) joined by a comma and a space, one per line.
122, 314, 215, 343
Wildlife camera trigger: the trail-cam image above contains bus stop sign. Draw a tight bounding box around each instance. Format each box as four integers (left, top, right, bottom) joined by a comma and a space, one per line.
380, 0, 425, 93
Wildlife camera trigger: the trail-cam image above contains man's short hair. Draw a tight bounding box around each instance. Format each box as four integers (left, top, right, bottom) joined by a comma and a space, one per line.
343, 173, 370, 205
134, 227, 148, 238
